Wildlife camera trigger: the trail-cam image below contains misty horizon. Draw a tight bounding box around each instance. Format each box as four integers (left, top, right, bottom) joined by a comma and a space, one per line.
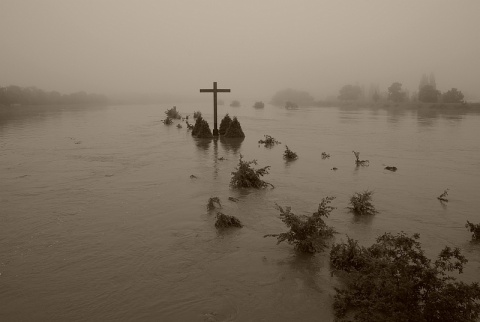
1, 1, 480, 101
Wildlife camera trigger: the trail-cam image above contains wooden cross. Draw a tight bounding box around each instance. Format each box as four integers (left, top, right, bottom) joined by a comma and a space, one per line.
200, 82, 230, 136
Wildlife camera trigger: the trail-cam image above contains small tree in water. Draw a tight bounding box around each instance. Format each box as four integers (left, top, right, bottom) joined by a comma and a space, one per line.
230, 154, 272, 189
258, 135, 281, 147
219, 114, 232, 136
264, 197, 336, 253
352, 151, 369, 166
165, 106, 181, 119
224, 116, 245, 138
206, 197, 221, 211
466, 221, 480, 241
330, 232, 480, 322
348, 190, 378, 215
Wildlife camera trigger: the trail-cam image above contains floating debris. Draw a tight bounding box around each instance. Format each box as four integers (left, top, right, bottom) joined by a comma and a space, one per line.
190, 175, 197, 179
352, 151, 369, 166
385, 166, 397, 172
218, 157, 226, 161
331, 167, 338, 171
176, 123, 182, 128
321, 152, 330, 159
437, 189, 449, 202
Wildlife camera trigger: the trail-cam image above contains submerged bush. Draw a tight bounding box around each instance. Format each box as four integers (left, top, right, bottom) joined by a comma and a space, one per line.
330, 232, 480, 322
348, 190, 378, 215
321, 152, 330, 159
185, 120, 194, 130
466, 221, 480, 240
224, 116, 245, 138
165, 106, 181, 119
230, 154, 272, 189
163, 116, 173, 125
207, 197, 221, 211
193, 111, 202, 119
283, 145, 298, 160
253, 101, 264, 109
438, 188, 449, 202
215, 212, 243, 228
219, 114, 232, 136
352, 151, 369, 166
192, 116, 213, 138
264, 197, 336, 253
258, 135, 281, 147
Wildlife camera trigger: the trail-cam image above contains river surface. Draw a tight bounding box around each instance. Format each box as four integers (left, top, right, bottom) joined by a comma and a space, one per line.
1, 103, 480, 321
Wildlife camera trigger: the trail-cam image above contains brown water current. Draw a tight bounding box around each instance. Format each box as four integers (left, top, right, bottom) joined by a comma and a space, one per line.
1, 103, 480, 321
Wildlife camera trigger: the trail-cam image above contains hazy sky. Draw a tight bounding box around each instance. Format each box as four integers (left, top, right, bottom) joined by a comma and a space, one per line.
1, 0, 479, 100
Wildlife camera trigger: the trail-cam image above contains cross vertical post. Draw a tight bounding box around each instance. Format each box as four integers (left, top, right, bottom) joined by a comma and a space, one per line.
200, 82, 231, 136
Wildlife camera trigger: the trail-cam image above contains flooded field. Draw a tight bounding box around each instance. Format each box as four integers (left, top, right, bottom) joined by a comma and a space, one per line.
1, 103, 480, 321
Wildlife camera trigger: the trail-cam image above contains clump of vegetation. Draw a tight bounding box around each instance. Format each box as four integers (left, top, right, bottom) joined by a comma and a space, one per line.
162, 116, 173, 125
207, 197, 221, 211
466, 221, 480, 240
258, 135, 281, 147
285, 101, 298, 109
230, 154, 272, 189
219, 114, 232, 135
192, 116, 213, 138
330, 232, 480, 322
253, 101, 264, 109
321, 152, 330, 159
230, 100, 240, 107
215, 212, 243, 228
385, 166, 397, 171
438, 188, 449, 202
224, 116, 245, 138
348, 190, 378, 215
283, 145, 298, 160
264, 197, 336, 253
193, 111, 202, 119
165, 106, 181, 119
176, 123, 182, 128
190, 174, 197, 179
352, 151, 369, 166
228, 197, 239, 202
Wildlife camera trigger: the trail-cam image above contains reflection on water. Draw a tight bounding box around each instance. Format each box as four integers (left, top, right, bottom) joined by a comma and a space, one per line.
219, 136, 244, 154
1, 103, 480, 321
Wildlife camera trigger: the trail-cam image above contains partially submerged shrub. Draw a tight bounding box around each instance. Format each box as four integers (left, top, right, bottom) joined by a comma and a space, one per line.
330, 232, 480, 322
352, 151, 369, 166
321, 152, 330, 159
348, 190, 378, 215
207, 197, 221, 211
185, 121, 194, 130
264, 197, 336, 253
283, 145, 298, 160
193, 111, 202, 119
176, 123, 182, 128
165, 106, 181, 119
438, 188, 449, 202
192, 116, 213, 138
215, 212, 243, 228
466, 221, 480, 240
228, 197, 239, 202
253, 101, 264, 109
224, 116, 245, 138
258, 135, 281, 147
385, 166, 397, 171
163, 116, 173, 125
219, 114, 232, 135
230, 154, 272, 189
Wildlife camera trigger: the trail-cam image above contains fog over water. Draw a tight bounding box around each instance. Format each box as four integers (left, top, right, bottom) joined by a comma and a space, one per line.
1, 1, 480, 100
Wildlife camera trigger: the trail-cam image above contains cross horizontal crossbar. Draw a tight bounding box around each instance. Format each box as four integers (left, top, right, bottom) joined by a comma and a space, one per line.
199, 89, 231, 93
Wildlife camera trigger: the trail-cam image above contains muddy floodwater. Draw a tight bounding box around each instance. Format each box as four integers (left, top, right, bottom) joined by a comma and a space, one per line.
1, 103, 480, 321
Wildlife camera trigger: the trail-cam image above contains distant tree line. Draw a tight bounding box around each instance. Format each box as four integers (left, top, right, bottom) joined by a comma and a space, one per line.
0, 85, 108, 106
337, 73, 466, 104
